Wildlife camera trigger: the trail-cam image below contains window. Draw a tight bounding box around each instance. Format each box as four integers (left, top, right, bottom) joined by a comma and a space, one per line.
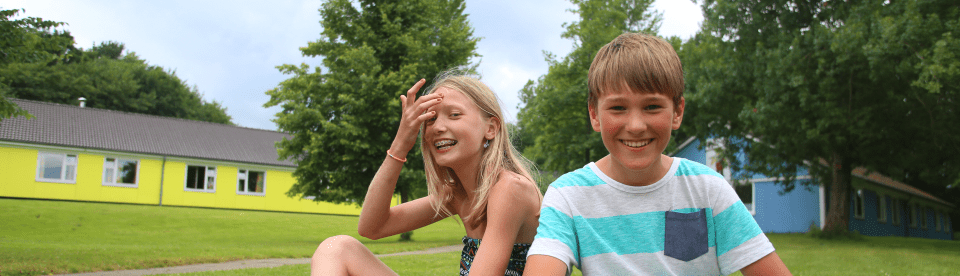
910, 204, 918, 228
936, 211, 942, 232
946, 216, 951, 233
877, 194, 887, 223
920, 207, 928, 229
36, 152, 78, 183
103, 157, 139, 186
237, 169, 265, 195
854, 189, 865, 219
891, 199, 901, 225
734, 182, 754, 214
185, 165, 216, 192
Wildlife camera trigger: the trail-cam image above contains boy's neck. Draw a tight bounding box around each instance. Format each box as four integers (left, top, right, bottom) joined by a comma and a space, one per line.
595, 154, 673, 186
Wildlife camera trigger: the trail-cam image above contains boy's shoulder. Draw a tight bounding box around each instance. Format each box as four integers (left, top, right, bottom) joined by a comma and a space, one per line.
547, 164, 603, 190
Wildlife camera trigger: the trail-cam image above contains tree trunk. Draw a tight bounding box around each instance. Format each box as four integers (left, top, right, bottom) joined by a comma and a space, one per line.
823, 153, 852, 234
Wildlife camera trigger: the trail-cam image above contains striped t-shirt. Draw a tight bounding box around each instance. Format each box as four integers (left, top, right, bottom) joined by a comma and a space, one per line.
528, 158, 774, 275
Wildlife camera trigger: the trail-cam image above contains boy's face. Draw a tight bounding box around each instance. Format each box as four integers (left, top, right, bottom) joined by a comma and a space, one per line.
589, 86, 684, 176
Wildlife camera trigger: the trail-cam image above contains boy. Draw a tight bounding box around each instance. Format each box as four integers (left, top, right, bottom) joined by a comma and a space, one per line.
524, 33, 791, 275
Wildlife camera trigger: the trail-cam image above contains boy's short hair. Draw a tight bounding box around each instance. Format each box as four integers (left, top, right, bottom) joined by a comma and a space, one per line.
588, 32, 684, 108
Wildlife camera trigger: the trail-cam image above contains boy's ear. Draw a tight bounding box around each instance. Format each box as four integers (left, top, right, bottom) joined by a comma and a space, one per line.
589, 105, 601, 132
485, 116, 500, 140
672, 97, 685, 130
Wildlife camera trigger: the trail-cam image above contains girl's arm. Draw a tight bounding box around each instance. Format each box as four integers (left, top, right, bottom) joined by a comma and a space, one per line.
467, 175, 541, 276
357, 79, 447, 240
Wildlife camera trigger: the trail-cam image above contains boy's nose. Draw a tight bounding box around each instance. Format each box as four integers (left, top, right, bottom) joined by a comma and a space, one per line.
625, 116, 647, 133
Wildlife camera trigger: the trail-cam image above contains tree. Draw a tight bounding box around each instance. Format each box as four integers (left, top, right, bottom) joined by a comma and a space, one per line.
0, 8, 70, 121
0, 37, 233, 124
517, 0, 672, 174
683, 0, 960, 235
264, 0, 479, 211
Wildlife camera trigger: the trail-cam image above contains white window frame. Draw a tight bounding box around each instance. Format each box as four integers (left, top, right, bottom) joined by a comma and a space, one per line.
102, 157, 140, 188
877, 194, 887, 223
36, 152, 79, 184
184, 165, 217, 192
854, 189, 865, 220
236, 169, 266, 196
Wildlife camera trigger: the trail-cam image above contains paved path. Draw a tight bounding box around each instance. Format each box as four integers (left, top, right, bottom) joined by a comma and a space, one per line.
57, 245, 462, 276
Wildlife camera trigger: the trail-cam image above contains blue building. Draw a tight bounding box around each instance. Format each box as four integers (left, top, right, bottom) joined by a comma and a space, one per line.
671, 138, 954, 240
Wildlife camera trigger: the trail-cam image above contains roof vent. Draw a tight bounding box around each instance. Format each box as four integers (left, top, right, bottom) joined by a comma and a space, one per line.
79, 97, 86, 108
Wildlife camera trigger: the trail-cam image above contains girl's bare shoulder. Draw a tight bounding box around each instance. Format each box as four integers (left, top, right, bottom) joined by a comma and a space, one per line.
489, 170, 541, 206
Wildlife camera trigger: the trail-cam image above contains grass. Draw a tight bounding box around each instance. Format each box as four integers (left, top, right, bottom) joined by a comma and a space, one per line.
3, 198, 959, 276
0, 198, 463, 275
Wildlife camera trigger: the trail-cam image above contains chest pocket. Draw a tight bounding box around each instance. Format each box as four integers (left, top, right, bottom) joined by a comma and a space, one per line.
663, 209, 708, 262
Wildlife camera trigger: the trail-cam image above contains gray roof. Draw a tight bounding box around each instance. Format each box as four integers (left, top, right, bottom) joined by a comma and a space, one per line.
1, 99, 294, 167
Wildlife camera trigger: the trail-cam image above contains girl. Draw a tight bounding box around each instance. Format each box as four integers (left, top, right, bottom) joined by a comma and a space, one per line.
311, 73, 542, 276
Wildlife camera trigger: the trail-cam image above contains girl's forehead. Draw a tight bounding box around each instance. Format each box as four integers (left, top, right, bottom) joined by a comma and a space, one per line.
428, 87, 474, 111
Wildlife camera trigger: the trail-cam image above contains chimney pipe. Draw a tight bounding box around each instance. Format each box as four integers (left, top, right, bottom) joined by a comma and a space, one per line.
79, 97, 86, 108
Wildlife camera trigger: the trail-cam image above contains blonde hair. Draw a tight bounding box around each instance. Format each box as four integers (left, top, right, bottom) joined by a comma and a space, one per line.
588, 32, 684, 108
419, 72, 539, 228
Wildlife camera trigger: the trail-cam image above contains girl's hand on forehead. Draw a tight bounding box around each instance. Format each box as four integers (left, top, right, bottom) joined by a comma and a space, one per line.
391, 78, 444, 156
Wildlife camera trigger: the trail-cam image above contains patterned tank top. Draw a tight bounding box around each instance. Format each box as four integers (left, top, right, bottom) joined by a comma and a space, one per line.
460, 236, 531, 276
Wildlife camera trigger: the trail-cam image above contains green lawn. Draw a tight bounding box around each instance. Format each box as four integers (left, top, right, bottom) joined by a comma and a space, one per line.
3, 198, 959, 276
0, 198, 463, 275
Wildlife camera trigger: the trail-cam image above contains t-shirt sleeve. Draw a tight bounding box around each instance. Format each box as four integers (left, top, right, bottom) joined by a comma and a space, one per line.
528, 184, 578, 276
712, 180, 775, 275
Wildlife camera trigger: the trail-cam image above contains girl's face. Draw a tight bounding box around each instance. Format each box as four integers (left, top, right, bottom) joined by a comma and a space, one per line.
424, 87, 495, 168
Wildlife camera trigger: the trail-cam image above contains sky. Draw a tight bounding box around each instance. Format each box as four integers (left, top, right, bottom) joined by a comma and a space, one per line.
5, 0, 703, 131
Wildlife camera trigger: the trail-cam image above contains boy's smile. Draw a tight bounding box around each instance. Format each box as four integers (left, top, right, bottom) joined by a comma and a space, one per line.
589, 87, 684, 186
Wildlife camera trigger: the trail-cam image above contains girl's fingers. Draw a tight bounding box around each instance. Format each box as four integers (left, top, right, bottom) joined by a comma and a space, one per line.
406, 79, 426, 107
399, 95, 408, 110
415, 111, 436, 123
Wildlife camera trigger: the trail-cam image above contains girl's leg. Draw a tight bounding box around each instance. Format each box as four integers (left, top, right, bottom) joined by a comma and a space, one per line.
311, 235, 398, 276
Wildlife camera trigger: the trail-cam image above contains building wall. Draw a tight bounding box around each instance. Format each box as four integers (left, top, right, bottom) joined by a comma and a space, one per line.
753, 180, 821, 233
0, 146, 161, 205
847, 180, 952, 240
1, 144, 364, 216
672, 138, 953, 240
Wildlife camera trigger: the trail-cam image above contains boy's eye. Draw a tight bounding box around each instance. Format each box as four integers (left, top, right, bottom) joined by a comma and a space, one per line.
644, 105, 662, 110
610, 106, 626, 111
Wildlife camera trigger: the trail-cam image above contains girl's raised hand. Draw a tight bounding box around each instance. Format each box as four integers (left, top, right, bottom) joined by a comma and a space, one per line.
391, 78, 443, 157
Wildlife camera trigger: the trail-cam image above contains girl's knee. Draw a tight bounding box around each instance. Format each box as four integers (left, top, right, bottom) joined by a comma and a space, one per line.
314, 235, 361, 257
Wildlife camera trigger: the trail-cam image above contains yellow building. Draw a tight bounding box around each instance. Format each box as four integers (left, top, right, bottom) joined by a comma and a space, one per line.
0, 99, 363, 215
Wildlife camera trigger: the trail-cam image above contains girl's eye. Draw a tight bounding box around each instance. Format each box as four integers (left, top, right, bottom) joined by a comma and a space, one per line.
450, 113, 461, 118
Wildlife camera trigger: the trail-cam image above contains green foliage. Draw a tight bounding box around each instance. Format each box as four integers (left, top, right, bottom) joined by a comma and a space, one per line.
0, 8, 70, 121
517, 0, 666, 173
684, 0, 960, 229
0, 9, 231, 124
265, 0, 479, 205
807, 222, 864, 241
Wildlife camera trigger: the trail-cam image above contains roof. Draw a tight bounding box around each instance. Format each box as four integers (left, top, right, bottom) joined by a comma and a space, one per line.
852, 168, 954, 208
0, 99, 295, 167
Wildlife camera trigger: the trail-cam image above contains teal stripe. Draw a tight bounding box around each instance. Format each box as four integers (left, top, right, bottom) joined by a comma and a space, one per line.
549, 167, 606, 189
714, 201, 762, 256
535, 206, 580, 261
675, 159, 723, 178
575, 208, 716, 258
